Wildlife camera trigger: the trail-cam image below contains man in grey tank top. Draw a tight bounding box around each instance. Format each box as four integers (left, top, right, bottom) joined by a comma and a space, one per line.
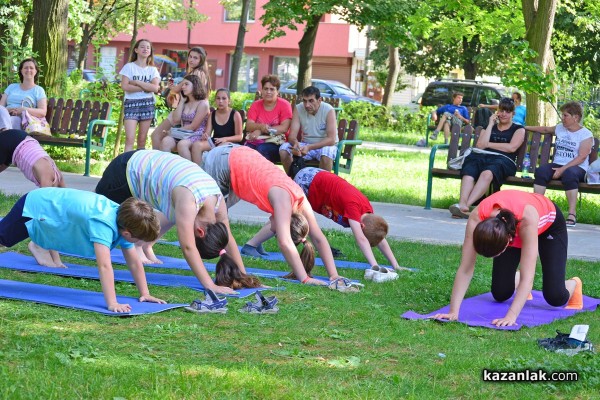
279, 86, 338, 174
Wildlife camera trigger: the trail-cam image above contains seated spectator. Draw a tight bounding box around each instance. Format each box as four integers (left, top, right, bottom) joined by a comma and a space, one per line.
193, 88, 243, 165
244, 75, 292, 162
449, 97, 525, 218
279, 86, 338, 173
159, 75, 209, 164
478, 92, 526, 125
526, 101, 593, 227
430, 92, 470, 144
0, 58, 47, 129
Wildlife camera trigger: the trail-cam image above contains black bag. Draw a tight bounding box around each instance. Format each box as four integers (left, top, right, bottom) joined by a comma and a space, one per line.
473, 107, 492, 128
288, 155, 306, 179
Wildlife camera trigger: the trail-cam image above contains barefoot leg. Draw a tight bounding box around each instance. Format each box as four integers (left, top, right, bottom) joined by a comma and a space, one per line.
135, 244, 153, 264
142, 243, 162, 264
28, 241, 58, 267
49, 250, 67, 268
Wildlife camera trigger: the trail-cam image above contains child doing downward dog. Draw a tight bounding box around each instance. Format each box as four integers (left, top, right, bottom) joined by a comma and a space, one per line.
203, 144, 360, 291
159, 75, 210, 163
193, 88, 243, 164
119, 39, 161, 152
0, 188, 165, 312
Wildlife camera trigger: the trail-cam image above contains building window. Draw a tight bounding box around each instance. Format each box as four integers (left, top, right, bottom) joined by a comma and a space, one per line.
232, 53, 259, 92
272, 57, 298, 83
224, 0, 255, 22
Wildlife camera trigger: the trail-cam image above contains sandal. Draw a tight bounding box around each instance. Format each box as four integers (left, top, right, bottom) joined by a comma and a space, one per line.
328, 277, 363, 293
449, 204, 469, 219
185, 289, 228, 314
566, 213, 577, 227
239, 291, 279, 314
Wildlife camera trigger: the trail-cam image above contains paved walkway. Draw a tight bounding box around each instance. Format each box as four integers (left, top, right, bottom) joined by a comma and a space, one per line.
1, 166, 599, 261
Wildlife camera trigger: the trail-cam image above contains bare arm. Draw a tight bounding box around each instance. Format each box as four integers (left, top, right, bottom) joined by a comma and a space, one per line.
214, 199, 247, 274
132, 77, 160, 94
377, 238, 401, 270
121, 246, 166, 304
301, 200, 339, 280
286, 108, 302, 148
0, 94, 6, 107
172, 187, 235, 294
433, 211, 481, 321
477, 117, 526, 153
524, 125, 556, 134
94, 242, 131, 312
120, 76, 144, 93
349, 219, 378, 267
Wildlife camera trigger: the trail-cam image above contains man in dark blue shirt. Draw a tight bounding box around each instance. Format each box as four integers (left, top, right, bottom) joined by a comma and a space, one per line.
430, 92, 470, 144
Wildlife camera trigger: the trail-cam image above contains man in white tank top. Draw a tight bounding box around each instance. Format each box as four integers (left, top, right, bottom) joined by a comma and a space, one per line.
279, 86, 338, 173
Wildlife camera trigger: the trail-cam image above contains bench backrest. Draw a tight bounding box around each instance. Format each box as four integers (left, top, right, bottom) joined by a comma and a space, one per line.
45, 98, 111, 139
525, 131, 599, 175
336, 119, 359, 174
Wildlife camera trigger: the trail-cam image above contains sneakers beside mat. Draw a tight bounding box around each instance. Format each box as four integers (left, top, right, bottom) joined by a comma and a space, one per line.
538, 330, 594, 356
364, 265, 399, 283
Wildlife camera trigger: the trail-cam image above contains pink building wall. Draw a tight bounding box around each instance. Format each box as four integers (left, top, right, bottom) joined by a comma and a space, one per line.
105, 0, 354, 88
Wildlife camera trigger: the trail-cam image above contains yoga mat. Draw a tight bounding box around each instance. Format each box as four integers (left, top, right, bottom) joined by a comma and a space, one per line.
60, 249, 347, 284
0, 252, 279, 298
401, 290, 600, 331
0, 278, 187, 316
158, 241, 418, 272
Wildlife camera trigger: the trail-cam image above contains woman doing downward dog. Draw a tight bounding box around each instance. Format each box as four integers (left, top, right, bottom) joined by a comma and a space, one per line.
435, 190, 583, 327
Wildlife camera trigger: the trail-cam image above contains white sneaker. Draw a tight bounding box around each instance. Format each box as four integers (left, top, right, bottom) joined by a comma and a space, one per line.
372, 267, 399, 283
364, 265, 380, 280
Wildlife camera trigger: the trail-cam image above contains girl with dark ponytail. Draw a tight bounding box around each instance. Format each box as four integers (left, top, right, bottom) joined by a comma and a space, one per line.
196, 222, 262, 289
434, 190, 584, 328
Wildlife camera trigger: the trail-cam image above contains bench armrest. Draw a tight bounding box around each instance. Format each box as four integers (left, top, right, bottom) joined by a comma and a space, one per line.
86, 119, 117, 140
337, 139, 363, 148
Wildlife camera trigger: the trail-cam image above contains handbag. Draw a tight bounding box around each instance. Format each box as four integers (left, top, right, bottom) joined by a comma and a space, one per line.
251, 134, 286, 146
170, 126, 195, 140
448, 148, 472, 170
21, 109, 51, 136
287, 155, 306, 179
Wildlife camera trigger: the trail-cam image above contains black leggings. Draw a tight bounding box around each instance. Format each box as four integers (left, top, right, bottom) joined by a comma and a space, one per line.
95, 150, 137, 204
491, 205, 570, 307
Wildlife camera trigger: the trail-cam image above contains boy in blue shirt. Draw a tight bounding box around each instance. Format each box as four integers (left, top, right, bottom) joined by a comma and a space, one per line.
0, 188, 165, 312
430, 92, 470, 144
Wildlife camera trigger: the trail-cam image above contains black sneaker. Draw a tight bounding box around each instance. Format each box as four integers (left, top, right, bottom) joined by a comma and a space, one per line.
330, 246, 346, 259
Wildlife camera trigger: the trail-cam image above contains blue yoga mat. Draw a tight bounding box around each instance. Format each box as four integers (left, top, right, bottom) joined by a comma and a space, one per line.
0, 252, 280, 298
60, 249, 344, 284
0, 278, 187, 316
158, 241, 418, 272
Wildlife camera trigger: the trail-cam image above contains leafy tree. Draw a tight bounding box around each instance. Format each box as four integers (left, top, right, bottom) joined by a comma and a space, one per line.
261, 0, 341, 94
32, 0, 69, 95
400, 0, 524, 79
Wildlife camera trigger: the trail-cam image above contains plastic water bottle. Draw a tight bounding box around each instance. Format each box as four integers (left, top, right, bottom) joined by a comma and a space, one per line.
522, 153, 531, 178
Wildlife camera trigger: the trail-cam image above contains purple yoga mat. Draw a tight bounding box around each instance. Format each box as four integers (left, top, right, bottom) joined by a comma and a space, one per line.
401, 290, 600, 330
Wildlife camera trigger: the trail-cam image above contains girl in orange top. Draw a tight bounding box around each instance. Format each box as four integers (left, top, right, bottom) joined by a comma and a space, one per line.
203, 145, 356, 290
435, 190, 583, 327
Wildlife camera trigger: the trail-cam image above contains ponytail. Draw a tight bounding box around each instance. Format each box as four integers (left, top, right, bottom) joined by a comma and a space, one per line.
283, 213, 315, 280
196, 222, 262, 288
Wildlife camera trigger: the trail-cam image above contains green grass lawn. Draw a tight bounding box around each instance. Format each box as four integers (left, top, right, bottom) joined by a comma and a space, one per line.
0, 201, 598, 399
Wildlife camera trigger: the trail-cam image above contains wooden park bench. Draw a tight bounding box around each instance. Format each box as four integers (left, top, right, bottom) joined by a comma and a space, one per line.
29, 98, 116, 176
424, 124, 600, 209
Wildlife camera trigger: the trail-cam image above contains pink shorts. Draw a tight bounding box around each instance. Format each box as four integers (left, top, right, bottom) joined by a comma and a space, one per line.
12, 137, 63, 187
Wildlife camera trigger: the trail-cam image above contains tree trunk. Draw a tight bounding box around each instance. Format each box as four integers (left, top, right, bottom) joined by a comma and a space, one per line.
296, 14, 322, 95
462, 35, 480, 80
113, 0, 140, 157
77, 25, 92, 70
20, 7, 34, 48
522, 0, 558, 126
229, 0, 250, 92
382, 45, 399, 107
32, 0, 69, 95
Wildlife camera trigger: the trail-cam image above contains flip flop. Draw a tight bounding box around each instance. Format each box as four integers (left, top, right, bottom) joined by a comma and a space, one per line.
449, 204, 469, 219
